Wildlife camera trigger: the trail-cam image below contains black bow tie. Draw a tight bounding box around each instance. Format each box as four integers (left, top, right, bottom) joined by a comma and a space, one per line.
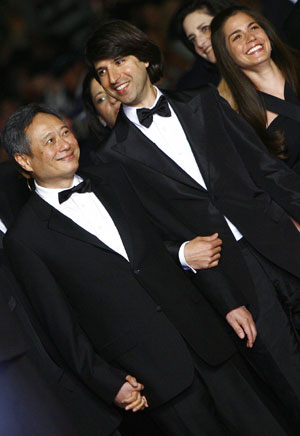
136, 95, 171, 128
58, 179, 92, 204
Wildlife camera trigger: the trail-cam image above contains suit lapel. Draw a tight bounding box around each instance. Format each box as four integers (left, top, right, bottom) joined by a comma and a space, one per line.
29, 191, 127, 259
167, 93, 211, 189
88, 175, 136, 264
111, 109, 206, 191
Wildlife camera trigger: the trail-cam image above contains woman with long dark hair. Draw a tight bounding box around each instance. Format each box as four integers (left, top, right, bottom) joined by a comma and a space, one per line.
173, 0, 236, 89
211, 5, 300, 172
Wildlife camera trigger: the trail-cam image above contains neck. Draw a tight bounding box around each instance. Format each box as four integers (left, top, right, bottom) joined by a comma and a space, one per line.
242, 59, 285, 98
131, 83, 157, 108
35, 175, 76, 190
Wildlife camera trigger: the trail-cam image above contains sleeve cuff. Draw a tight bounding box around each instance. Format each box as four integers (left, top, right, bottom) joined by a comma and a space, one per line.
178, 241, 197, 274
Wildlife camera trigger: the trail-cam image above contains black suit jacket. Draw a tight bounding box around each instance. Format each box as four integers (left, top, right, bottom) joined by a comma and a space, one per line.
96, 85, 300, 317
4, 163, 236, 415
0, 161, 30, 228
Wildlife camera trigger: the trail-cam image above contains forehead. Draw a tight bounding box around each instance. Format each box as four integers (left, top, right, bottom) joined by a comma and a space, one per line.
26, 113, 65, 142
184, 9, 213, 28
224, 12, 255, 32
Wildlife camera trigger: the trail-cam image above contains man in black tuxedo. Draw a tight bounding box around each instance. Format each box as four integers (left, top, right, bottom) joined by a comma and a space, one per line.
85, 19, 300, 426
0, 162, 124, 436
1, 103, 293, 435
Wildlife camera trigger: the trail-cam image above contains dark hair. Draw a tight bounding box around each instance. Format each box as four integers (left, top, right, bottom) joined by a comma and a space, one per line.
211, 5, 300, 157
81, 70, 109, 141
1, 103, 64, 159
173, 0, 237, 54
85, 20, 163, 84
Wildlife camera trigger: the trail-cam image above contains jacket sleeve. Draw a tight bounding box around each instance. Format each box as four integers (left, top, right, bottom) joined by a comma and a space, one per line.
216, 90, 300, 222
4, 234, 126, 406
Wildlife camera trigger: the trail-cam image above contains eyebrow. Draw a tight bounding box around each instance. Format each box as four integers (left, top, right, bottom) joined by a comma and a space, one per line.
227, 21, 256, 39
41, 125, 67, 141
187, 22, 207, 39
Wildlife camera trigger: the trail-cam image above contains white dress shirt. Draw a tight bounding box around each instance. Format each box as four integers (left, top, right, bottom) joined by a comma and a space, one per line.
123, 87, 243, 269
35, 175, 129, 261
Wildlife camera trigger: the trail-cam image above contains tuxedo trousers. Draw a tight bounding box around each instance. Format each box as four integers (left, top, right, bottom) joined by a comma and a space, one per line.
237, 238, 300, 428
148, 351, 294, 436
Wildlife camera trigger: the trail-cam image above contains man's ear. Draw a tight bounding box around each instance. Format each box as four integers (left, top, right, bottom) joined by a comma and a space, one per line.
14, 153, 33, 173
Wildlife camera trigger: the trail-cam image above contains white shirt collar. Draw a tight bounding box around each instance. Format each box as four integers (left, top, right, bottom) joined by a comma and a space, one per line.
34, 174, 83, 206
123, 86, 163, 125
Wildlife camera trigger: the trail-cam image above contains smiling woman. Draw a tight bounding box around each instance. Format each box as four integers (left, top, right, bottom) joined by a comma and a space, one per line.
211, 5, 300, 172
173, 0, 236, 89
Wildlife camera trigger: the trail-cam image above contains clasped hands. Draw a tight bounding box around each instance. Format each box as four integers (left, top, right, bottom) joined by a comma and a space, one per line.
185, 234, 257, 348
114, 374, 149, 412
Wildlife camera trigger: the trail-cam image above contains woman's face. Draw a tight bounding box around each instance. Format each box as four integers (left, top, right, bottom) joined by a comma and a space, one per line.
90, 78, 121, 128
223, 12, 272, 71
183, 9, 216, 63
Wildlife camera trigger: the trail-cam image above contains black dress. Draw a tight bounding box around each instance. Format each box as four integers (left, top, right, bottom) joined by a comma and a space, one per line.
261, 82, 300, 174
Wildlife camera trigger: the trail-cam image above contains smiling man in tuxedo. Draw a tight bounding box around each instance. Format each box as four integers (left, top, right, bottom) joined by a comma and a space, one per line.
1, 103, 295, 435
85, 19, 300, 428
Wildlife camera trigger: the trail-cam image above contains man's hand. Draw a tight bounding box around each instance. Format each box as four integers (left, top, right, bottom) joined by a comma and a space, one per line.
225, 306, 257, 348
184, 233, 222, 269
114, 375, 148, 412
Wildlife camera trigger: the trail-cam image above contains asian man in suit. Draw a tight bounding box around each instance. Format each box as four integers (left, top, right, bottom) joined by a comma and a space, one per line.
1, 103, 294, 435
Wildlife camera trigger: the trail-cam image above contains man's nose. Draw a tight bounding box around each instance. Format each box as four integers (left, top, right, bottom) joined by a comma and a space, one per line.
58, 137, 71, 151
108, 67, 120, 84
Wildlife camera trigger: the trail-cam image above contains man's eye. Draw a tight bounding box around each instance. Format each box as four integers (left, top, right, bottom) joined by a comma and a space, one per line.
62, 129, 69, 136
98, 70, 105, 77
115, 58, 124, 65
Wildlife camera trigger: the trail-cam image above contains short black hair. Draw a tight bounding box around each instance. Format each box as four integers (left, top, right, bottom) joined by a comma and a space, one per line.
85, 19, 163, 84
1, 103, 63, 158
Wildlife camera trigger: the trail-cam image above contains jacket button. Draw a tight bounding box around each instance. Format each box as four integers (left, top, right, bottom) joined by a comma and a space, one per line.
156, 305, 162, 312
133, 269, 140, 275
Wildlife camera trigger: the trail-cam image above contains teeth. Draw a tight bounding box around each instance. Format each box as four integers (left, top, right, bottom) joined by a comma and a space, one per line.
247, 45, 262, 54
116, 83, 128, 91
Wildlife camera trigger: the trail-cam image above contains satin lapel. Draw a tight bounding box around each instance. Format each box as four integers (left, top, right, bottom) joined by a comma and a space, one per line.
111, 110, 204, 191
167, 95, 211, 189
90, 176, 136, 264
29, 192, 117, 254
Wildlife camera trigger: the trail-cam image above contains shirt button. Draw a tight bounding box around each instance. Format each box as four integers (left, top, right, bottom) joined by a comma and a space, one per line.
133, 269, 140, 275
156, 305, 162, 312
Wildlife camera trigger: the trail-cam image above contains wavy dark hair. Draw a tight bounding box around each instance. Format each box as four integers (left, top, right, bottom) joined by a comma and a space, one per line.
173, 0, 237, 54
85, 20, 163, 84
82, 70, 109, 142
211, 5, 300, 157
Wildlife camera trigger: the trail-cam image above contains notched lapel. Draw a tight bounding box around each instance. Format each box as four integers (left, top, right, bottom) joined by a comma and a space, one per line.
111, 110, 204, 191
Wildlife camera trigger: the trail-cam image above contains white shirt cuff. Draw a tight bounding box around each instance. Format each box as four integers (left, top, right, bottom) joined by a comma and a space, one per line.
178, 241, 197, 274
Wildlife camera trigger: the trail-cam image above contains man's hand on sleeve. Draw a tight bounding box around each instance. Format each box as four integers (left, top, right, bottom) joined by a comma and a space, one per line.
225, 306, 257, 348
184, 233, 222, 270
114, 375, 149, 412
